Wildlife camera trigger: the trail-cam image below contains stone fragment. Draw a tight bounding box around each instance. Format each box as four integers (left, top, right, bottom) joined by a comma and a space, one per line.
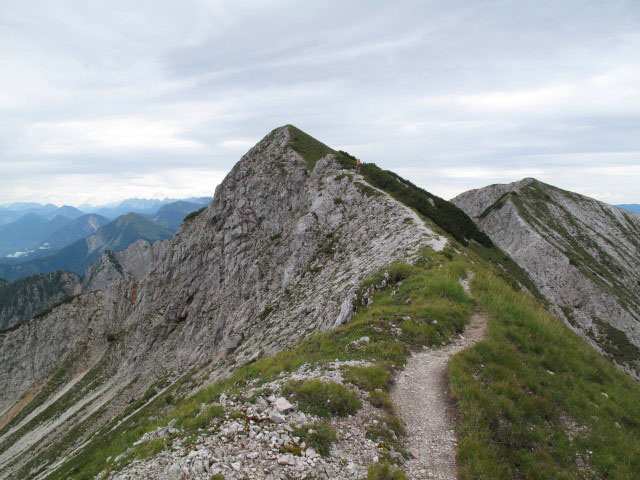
277, 454, 296, 466
270, 411, 286, 423
274, 397, 294, 413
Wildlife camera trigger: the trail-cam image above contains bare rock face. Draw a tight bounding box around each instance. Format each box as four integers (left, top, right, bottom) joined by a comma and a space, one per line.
82, 238, 169, 292
0, 271, 81, 330
0, 126, 445, 477
453, 178, 640, 379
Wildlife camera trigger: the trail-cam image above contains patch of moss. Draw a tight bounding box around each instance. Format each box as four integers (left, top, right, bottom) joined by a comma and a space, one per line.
591, 317, 640, 365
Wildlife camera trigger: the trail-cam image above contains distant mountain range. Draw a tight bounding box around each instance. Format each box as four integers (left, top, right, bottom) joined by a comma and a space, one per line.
44, 214, 111, 250
0, 196, 210, 224
77, 196, 210, 219
0, 214, 72, 257
0, 197, 210, 260
0, 213, 173, 281
148, 200, 207, 231
616, 203, 640, 214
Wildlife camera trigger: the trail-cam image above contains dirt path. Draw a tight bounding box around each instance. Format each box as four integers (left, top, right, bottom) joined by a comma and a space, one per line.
391, 276, 486, 480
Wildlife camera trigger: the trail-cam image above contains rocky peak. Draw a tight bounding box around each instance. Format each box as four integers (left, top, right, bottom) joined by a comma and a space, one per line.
453, 178, 640, 379
0, 126, 446, 477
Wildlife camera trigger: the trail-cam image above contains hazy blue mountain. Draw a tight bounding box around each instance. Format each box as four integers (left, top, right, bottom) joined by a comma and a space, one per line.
0, 213, 173, 281
7, 202, 59, 217
0, 214, 72, 257
0, 209, 23, 226
88, 197, 211, 219
616, 204, 640, 214
44, 213, 110, 250
48, 205, 86, 220
149, 200, 208, 231
91, 198, 175, 218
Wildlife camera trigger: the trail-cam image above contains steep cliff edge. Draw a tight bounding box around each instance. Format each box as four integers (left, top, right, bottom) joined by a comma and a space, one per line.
0, 271, 81, 331
452, 178, 640, 378
0, 126, 447, 478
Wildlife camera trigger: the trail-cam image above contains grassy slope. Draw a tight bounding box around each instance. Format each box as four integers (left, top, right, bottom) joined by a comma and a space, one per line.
450, 269, 640, 480
40, 239, 640, 480
40, 248, 474, 480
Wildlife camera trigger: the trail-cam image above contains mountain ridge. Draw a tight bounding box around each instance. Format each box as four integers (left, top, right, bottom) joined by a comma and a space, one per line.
453, 177, 640, 378
1, 127, 639, 479
0, 125, 453, 477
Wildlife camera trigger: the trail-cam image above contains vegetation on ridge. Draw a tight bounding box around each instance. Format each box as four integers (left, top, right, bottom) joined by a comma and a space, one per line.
285, 124, 492, 248
40, 248, 473, 479
450, 269, 640, 480
18, 229, 640, 480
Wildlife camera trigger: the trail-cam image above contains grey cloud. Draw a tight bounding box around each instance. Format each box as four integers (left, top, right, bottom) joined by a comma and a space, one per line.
1, 0, 639, 205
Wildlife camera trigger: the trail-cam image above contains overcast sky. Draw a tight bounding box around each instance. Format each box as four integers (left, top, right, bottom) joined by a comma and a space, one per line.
1, 0, 639, 206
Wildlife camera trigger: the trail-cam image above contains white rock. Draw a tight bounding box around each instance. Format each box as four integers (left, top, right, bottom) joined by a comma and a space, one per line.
277, 454, 296, 466
274, 397, 294, 413
269, 411, 286, 423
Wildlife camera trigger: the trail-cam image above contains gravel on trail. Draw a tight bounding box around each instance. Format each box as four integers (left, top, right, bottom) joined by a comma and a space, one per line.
392, 276, 486, 480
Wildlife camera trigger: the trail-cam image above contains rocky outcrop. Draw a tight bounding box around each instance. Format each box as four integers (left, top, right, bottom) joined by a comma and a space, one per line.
0, 239, 167, 332
82, 239, 169, 292
0, 271, 81, 330
0, 126, 446, 478
453, 178, 640, 379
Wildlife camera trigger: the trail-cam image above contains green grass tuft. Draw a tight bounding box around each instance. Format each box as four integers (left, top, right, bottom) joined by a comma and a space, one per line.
292, 421, 337, 457
133, 438, 166, 460
366, 461, 408, 479
282, 379, 361, 417
344, 363, 392, 392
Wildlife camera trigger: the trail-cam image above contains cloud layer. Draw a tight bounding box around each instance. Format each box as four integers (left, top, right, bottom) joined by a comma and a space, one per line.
2, 0, 639, 205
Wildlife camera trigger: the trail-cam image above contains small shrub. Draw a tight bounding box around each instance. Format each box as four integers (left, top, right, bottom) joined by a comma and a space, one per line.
386, 262, 415, 283
180, 404, 225, 430
134, 438, 166, 460
334, 197, 344, 205
210, 475, 225, 480
292, 421, 337, 457
344, 363, 392, 392
279, 444, 303, 456
282, 379, 361, 417
369, 390, 393, 411
366, 414, 407, 459
183, 207, 206, 223
367, 462, 408, 480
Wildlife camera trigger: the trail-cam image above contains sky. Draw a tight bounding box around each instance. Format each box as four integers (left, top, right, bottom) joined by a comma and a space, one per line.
1, 0, 639, 206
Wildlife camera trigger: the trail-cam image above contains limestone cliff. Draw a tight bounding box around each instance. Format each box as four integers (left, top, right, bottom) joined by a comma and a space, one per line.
0, 126, 446, 478
0, 271, 81, 330
453, 178, 640, 378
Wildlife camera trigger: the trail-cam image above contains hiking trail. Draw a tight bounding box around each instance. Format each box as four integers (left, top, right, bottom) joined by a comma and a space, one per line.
392, 274, 486, 479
